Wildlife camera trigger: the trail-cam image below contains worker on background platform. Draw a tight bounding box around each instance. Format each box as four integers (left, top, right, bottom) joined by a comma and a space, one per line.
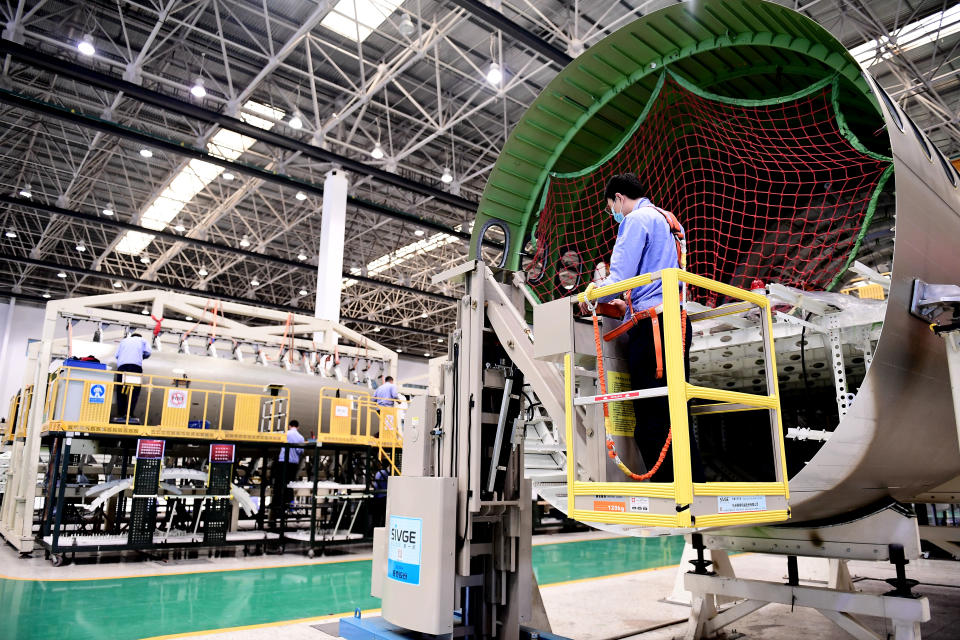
270, 419, 305, 528
373, 375, 400, 406
580, 173, 704, 482
112, 332, 151, 423
373, 376, 401, 439
371, 458, 389, 530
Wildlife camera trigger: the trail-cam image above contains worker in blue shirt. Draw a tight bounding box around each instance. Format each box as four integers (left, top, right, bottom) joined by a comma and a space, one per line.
112, 332, 151, 423
373, 376, 401, 439
373, 376, 400, 406
582, 173, 703, 483
270, 420, 304, 528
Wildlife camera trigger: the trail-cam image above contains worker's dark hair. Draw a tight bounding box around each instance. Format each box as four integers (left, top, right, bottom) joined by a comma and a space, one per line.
604, 173, 647, 201
131, 332, 143, 338
384, 376, 394, 383
289, 419, 299, 428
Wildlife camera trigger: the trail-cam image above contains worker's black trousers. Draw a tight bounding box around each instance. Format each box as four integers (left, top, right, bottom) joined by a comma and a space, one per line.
114, 363, 143, 421
626, 314, 705, 483
269, 461, 299, 526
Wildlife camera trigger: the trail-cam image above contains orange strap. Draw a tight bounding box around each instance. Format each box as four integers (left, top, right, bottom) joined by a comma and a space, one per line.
650, 313, 663, 379
591, 313, 610, 421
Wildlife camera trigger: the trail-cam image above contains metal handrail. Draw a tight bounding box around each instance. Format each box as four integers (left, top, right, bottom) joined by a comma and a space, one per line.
42, 365, 289, 439
564, 268, 790, 529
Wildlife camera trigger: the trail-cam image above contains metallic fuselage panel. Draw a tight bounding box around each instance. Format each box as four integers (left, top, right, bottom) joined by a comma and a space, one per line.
789, 72, 960, 522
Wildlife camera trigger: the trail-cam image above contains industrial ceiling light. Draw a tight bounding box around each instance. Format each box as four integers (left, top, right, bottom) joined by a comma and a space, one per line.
77, 34, 95, 57
185, 315, 194, 321
414, 229, 424, 237
19, 184, 31, 198
297, 252, 308, 261
139, 148, 153, 158
396, 348, 402, 353
423, 352, 430, 357
56, 271, 67, 278
437, 338, 443, 343
250, 279, 260, 287
190, 78, 206, 99
240, 235, 251, 248
75, 242, 86, 252
373, 327, 380, 332
486, 62, 502, 86
102, 204, 114, 216
298, 288, 308, 296
370, 142, 385, 160
141, 308, 150, 315
222, 172, 235, 181
440, 167, 453, 184
113, 281, 123, 288
174, 224, 186, 232
295, 191, 307, 201
398, 15, 415, 37
198, 267, 208, 276
42, 292, 51, 299
140, 255, 150, 264
421, 312, 428, 318
4, 230, 16, 238
288, 112, 303, 130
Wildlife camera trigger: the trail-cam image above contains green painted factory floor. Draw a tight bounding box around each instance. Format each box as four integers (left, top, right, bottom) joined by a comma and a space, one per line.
0, 533, 686, 640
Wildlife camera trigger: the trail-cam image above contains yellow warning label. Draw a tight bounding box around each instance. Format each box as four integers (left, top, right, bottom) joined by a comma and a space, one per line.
606, 370, 636, 436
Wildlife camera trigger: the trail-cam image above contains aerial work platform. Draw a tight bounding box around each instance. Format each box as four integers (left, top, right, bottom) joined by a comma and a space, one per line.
535, 267, 789, 530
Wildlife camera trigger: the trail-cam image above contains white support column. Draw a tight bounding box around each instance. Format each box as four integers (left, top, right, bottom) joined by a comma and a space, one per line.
316, 169, 348, 328
0, 296, 16, 410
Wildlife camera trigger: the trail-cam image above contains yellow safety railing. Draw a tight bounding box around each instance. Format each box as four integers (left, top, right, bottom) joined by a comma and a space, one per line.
316, 386, 374, 446
360, 398, 403, 475
42, 366, 289, 442
10, 386, 32, 442
568, 268, 790, 529
2, 393, 18, 444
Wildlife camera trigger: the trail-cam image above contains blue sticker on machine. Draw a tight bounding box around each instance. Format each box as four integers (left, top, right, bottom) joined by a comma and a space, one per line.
88, 384, 106, 404
387, 515, 422, 585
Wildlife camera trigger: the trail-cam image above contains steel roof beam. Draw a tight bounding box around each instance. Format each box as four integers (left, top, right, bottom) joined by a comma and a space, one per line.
448, 0, 573, 67
0, 38, 478, 213
0, 194, 457, 303
0, 87, 476, 242
0, 252, 447, 339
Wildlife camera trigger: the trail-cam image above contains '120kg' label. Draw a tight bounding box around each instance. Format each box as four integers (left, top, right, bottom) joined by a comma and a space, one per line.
387, 516, 422, 585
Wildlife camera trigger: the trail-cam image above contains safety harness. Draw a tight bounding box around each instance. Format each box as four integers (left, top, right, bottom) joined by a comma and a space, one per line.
585, 205, 687, 481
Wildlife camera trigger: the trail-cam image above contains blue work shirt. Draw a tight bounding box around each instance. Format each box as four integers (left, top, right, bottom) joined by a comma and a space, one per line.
279, 427, 305, 463
115, 335, 151, 367
596, 198, 683, 311
374, 382, 399, 407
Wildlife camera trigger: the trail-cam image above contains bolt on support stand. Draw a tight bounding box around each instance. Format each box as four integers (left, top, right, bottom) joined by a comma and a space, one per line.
885, 543, 920, 598
688, 533, 715, 576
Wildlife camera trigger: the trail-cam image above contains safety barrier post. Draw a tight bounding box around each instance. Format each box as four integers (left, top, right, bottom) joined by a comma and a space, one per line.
661, 269, 693, 525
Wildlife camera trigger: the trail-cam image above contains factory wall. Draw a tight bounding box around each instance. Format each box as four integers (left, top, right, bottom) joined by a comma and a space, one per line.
0, 300, 47, 421
397, 355, 429, 389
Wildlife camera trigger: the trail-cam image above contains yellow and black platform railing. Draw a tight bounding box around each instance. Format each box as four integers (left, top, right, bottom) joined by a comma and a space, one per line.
41, 366, 289, 442
567, 268, 790, 529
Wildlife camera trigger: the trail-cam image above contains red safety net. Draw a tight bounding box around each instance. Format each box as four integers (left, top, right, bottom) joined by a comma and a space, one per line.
525, 75, 891, 306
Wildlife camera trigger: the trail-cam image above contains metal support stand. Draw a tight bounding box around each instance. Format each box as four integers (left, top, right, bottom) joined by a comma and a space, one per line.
683, 508, 931, 640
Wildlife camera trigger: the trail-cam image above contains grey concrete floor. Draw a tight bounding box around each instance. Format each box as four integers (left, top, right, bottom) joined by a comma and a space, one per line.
183, 552, 959, 640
